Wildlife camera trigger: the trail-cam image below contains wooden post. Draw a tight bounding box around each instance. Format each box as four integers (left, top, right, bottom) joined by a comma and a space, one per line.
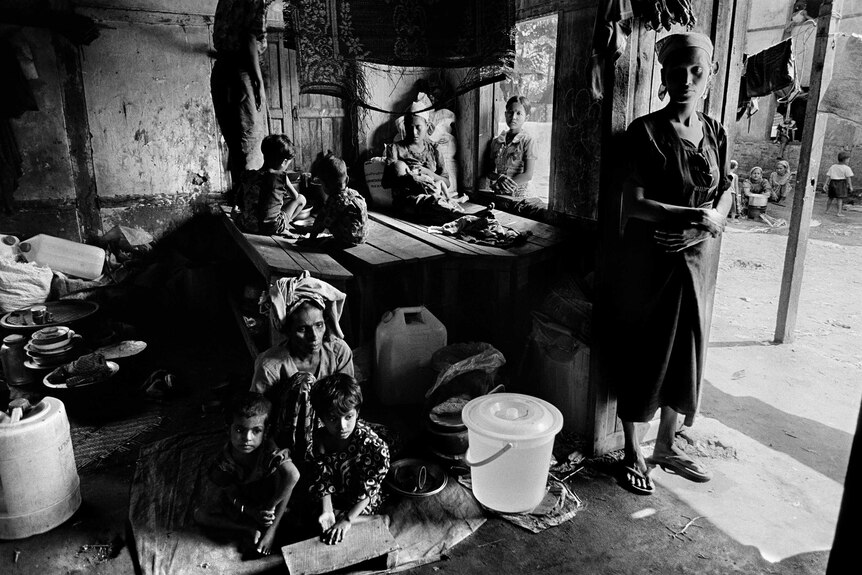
774, 0, 843, 343
53, 33, 102, 241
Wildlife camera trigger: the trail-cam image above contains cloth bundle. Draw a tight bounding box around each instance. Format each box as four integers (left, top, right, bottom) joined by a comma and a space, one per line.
428, 207, 531, 248
47, 352, 112, 387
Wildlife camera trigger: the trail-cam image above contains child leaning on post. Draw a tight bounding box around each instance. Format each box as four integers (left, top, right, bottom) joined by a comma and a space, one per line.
194, 392, 300, 556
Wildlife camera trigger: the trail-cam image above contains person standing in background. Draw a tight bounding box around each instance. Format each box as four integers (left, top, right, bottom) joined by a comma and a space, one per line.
211, 0, 272, 205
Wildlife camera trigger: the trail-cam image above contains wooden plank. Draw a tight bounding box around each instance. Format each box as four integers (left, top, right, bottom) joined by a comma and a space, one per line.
281, 515, 398, 575
363, 220, 444, 262
775, 0, 843, 343
340, 242, 403, 268
286, 49, 303, 168
369, 211, 480, 256
248, 235, 307, 276
270, 235, 353, 281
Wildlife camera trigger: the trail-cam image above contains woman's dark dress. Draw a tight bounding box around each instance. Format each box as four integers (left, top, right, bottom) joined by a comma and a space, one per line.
610, 110, 730, 424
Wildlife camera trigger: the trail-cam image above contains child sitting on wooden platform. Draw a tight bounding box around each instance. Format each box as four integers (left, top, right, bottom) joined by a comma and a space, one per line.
308, 374, 390, 545
194, 392, 300, 556
237, 134, 307, 236
307, 152, 369, 246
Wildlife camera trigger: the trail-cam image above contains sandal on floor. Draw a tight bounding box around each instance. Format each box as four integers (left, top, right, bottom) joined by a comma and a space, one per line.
618, 463, 654, 495
647, 453, 712, 483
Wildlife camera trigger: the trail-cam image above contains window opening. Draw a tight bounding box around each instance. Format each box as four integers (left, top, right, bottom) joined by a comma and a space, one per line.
493, 13, 558, 202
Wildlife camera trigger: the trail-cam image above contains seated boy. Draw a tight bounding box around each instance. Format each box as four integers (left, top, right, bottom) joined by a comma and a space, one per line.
238, 134, 307, 235
307, 153, 369, 246
194, 392, 300, 556
308, 374, 389, 545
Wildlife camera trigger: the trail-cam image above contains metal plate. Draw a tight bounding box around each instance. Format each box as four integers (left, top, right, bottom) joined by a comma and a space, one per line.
1, 301, 99, 331
385, 458, 448, 498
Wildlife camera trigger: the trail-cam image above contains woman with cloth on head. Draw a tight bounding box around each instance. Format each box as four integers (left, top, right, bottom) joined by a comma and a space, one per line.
382, 100, 465, 225
250, 271, 354, 461
768, 160, 792, 203
605, 32, 732, 495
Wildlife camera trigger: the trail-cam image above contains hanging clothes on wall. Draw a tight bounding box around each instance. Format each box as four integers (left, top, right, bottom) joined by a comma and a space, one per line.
290, 0, 515, 99
588, 0, 634, 101
745, 38, 797, 97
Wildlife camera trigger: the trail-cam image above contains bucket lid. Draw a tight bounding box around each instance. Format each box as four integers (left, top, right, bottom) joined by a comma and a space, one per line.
462, 393, 563, 442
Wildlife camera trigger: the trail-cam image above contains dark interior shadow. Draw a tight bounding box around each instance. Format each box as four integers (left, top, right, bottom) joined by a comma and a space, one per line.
701, 378, 855, 485
708, 340, 775, 348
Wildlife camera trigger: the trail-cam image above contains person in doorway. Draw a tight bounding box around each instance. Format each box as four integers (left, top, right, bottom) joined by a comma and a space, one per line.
308, 374, 389, 545
251, 271, 353, 461
606, 32, 732, 495
194, 392, 300, 556
485, 95, 537, 198
824, 151, 854, 217
383, 100, 464, 225
211, 0, 272, 205
306, 153, 369, 246
238, 134, 307, 235
768, 160, 792, 204
728, 159, 741, 219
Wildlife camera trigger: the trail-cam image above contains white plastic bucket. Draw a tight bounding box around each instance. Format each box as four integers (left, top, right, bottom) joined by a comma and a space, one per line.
0, 397, 81, 539
374, 306, 447, 405
462, 393, 563, 513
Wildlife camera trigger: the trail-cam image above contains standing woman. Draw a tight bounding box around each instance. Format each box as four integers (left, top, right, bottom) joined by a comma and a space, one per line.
608, 33, 732, 495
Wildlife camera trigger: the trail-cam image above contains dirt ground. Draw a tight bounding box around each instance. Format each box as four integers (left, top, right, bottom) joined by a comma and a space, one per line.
0, 190, 859, 574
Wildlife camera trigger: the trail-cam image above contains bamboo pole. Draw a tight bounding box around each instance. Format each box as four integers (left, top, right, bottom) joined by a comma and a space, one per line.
774, 0, 843, 343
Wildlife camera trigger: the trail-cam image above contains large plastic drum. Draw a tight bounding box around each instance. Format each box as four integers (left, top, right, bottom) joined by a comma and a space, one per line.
0, 397, 81, 539
462, 393, 563, 513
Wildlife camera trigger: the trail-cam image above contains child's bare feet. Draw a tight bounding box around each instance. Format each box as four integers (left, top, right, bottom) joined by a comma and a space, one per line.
255, 525, 277, 555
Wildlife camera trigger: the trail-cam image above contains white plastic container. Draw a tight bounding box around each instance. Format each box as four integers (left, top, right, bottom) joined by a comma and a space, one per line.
374, 306, 447, 405
18, 234, 105, 280
463, 393, 563, 513
0, 397, 81, 539
1, 235, 20, 259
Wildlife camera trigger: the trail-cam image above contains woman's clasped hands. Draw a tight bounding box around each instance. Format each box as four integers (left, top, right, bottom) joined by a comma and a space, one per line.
654, 208, 725, 253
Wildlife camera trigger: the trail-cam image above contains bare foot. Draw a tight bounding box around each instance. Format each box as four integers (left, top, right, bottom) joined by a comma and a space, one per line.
256, 526, 276, 555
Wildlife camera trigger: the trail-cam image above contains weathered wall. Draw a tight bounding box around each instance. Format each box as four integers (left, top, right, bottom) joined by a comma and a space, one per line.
1, 0, 284, 242
731, 0, 862, 184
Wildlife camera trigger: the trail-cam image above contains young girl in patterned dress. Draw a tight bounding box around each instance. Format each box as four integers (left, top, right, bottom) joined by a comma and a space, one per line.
486, 95, 537, 198
308, 374, 389, 545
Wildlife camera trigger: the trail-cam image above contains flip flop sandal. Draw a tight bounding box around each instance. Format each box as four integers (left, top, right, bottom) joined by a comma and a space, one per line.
618, 463, 655, 495
647, 454, 712, 483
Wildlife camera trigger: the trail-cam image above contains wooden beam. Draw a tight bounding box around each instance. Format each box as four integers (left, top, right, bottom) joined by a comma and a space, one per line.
718, 0, 751, 153
774, 0, 843, 343
53, 32, 102, 241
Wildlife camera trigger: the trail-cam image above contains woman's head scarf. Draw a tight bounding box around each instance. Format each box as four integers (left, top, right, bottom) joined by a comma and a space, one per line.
267, 270, 346, 339
772, 160, 791, 185
403, 98, 434, 133
655, 32, 714, 65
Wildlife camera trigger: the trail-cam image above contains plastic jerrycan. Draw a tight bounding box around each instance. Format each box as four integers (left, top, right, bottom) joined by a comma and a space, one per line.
374, 306, 447, 405
18, 234, 106, 280
1, 235, 19, 259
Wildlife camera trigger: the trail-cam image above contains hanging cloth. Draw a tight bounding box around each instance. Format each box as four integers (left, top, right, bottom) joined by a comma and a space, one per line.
291, 0, 515, 99
745, 38, 796, 97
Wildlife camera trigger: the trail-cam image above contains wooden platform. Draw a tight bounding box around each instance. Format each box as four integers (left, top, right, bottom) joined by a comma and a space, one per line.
281, 515, 398, 575
219, 203, 570, 356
